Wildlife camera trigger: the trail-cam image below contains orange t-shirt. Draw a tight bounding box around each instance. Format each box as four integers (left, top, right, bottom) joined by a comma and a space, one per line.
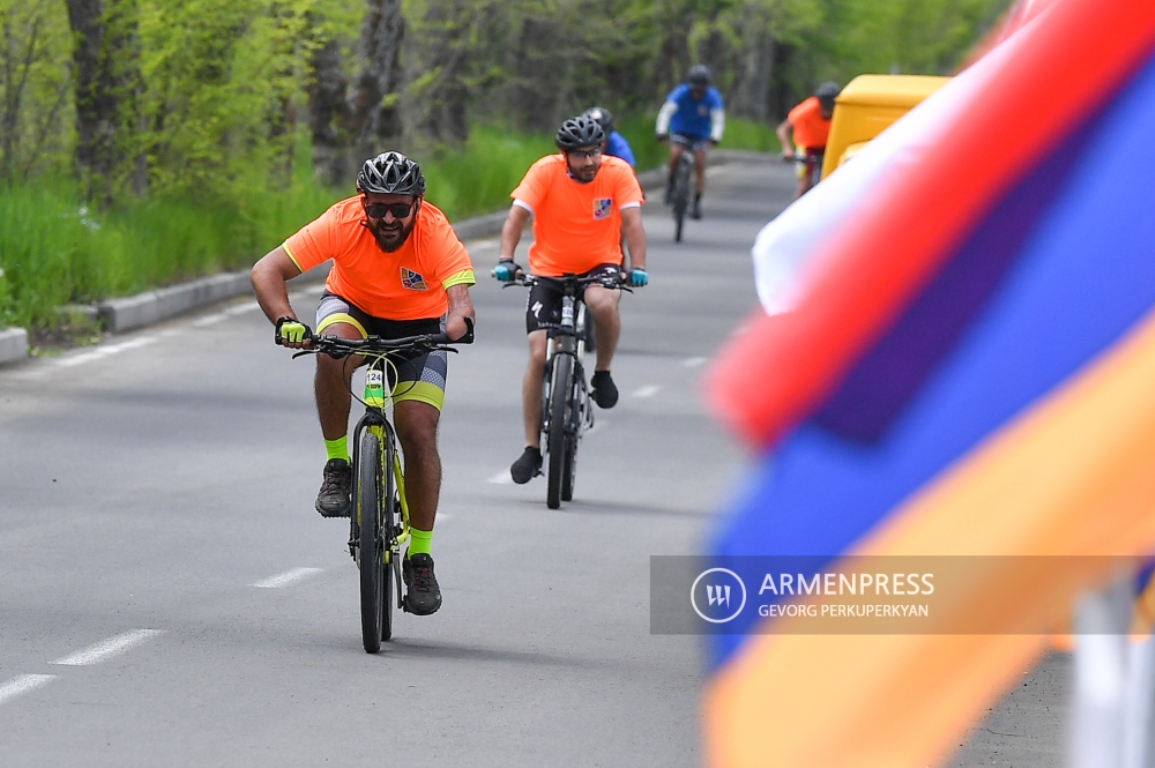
283, 197, 474, 321
788, 97, 832, 151
510, 154, 644, 276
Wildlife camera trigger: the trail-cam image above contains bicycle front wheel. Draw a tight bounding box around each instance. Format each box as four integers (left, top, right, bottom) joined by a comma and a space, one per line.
357, 429, 386, 653
546, 353, 573, 509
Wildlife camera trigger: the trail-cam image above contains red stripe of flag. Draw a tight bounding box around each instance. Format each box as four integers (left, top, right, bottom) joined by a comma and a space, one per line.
706, 0, 1155, 450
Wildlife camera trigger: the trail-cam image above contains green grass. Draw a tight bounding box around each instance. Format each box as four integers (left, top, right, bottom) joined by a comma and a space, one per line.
0, 119, 778, 331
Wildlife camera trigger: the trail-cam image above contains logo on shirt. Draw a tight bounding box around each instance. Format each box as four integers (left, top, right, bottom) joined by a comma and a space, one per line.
401, 268, 428, 291
593, 198, 612, 220
698, 104, 709, 116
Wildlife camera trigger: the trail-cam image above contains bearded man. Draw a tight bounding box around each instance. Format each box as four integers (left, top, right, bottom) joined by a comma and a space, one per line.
250, 151, 475, 616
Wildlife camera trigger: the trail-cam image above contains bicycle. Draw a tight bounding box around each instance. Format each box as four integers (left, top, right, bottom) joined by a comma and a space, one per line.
669, 136, 696, 243
506, 273, 629, 509
278, 325, 470, 653
785, 150, 824, 194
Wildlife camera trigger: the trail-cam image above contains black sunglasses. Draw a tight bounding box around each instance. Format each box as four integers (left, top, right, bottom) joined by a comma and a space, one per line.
364, 200, 416, 219
568, 147, 602, 160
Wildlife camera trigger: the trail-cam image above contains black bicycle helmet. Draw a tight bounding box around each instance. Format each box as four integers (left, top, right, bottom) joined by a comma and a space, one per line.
584, 106, 615, 135
555, 115, 605, 151
356, 151, 426, 195
687, 65, 712, 87
816, 81, 841, 109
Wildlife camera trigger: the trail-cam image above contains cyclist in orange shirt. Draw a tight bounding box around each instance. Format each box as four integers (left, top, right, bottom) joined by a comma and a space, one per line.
250, 151, 476, 616
776, 81, 841, 199
492, 115, 648, 484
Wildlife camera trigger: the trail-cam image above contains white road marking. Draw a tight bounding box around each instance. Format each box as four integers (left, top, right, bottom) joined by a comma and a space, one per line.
251, 567, 324, 589
683, 356, 707, 367
50, 629, 165, 666
633, 385, 661, 398
468, 239, 497, 250
488, 471, 513, 485
0, 674, 56, 706
224, 302, 262, 315
706, 165, 730, 178
287, 285, 325, 301
193, 313, 228, 327
57, 336, 158, 368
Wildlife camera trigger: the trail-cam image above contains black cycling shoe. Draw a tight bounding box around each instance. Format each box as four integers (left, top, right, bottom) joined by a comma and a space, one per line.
590, 370, 619, 409
315, 458, 352, 518
403, 553, 442, 615
510, 446, 542, 484
690, 196, 702, 220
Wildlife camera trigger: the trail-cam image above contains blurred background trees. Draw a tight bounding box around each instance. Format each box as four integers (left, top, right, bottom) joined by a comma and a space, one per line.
1, 0, 1011, 204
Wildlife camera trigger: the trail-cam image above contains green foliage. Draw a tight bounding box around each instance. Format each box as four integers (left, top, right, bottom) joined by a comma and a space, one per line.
0, 164, 342, 329
0, 0, 1010, 333
0, 0, 74, 181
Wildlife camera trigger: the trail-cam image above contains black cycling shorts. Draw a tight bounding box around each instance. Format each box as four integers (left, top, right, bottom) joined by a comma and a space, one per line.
525, 264, 621, 334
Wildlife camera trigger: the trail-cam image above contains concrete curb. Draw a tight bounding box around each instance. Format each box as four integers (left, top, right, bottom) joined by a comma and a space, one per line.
60, 150, 779, 337
0, 327, 28, 366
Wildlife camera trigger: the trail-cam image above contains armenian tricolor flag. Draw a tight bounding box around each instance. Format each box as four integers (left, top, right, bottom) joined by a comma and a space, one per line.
702, 0, 1155, 765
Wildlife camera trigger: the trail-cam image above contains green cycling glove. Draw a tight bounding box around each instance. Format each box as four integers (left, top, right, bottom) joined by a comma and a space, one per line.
275, 316, 311, 345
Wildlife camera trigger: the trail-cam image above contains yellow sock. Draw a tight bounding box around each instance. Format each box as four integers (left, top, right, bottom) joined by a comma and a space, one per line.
409, 527, 433, 556
324, 436, 348, 463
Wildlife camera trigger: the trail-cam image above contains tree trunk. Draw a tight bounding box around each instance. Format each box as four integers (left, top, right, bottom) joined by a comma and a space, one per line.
65, 0, 145, 202
729, 21, 775, 121
306, 36, 350, 187
348, 0, 405, 161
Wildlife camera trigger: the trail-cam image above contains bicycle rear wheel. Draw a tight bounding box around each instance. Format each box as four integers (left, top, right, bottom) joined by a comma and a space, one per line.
672, 158, 691, 242
357, 429, 387, 653
546, 353, 573, 509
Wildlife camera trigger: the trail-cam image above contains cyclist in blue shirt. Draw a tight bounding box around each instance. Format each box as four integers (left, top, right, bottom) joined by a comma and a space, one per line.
655, 64, 725, 220
584, 106, 636, 168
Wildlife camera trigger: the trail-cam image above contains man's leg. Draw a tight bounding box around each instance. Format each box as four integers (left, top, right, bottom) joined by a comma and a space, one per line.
313, 320, 363, 516
394, 399, 445, 616
692, 145, 708, 218
584, 285, 621, 408
393, 400, 441, 535
666, 143, 685, 204
511, 330, 548, 483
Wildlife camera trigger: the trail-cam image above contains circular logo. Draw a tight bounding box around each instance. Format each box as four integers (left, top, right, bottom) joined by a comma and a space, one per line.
690, 568, 747, 624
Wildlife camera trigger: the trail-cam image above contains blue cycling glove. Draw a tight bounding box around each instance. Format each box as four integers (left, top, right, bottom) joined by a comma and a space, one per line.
492, 259, 521, 282
627, 268, 648, 287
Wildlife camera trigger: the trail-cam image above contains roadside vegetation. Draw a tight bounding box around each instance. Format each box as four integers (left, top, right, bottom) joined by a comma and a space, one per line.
0, 0, 1010, 334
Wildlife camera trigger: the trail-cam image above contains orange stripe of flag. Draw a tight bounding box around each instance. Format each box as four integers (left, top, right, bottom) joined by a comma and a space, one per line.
703, 307, 1155, 768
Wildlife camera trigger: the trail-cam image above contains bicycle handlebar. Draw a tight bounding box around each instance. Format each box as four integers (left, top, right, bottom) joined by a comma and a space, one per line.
503, 274, 633, 293
279, 318, 474, 358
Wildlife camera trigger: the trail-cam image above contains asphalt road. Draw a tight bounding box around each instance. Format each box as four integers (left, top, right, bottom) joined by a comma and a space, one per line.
0, 157, 1077, 767
0, 160, 788, 766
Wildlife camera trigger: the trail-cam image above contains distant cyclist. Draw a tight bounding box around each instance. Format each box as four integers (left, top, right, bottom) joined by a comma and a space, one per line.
777, 81, 841, 199
655, 64, 725, 220
585, 106, 636, 168
250, 151, 476, 616
492, 115, 647, 484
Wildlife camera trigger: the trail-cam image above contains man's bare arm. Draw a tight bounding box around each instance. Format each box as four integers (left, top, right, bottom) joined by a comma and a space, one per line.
251, 246, 303, 324
499, 204, 532, 267
621, 207, 646, 272
776, 117, 795, 160
445, 284, 475, 341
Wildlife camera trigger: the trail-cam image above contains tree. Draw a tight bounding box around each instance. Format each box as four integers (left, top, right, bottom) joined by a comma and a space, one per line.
65, 0, 145, 201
